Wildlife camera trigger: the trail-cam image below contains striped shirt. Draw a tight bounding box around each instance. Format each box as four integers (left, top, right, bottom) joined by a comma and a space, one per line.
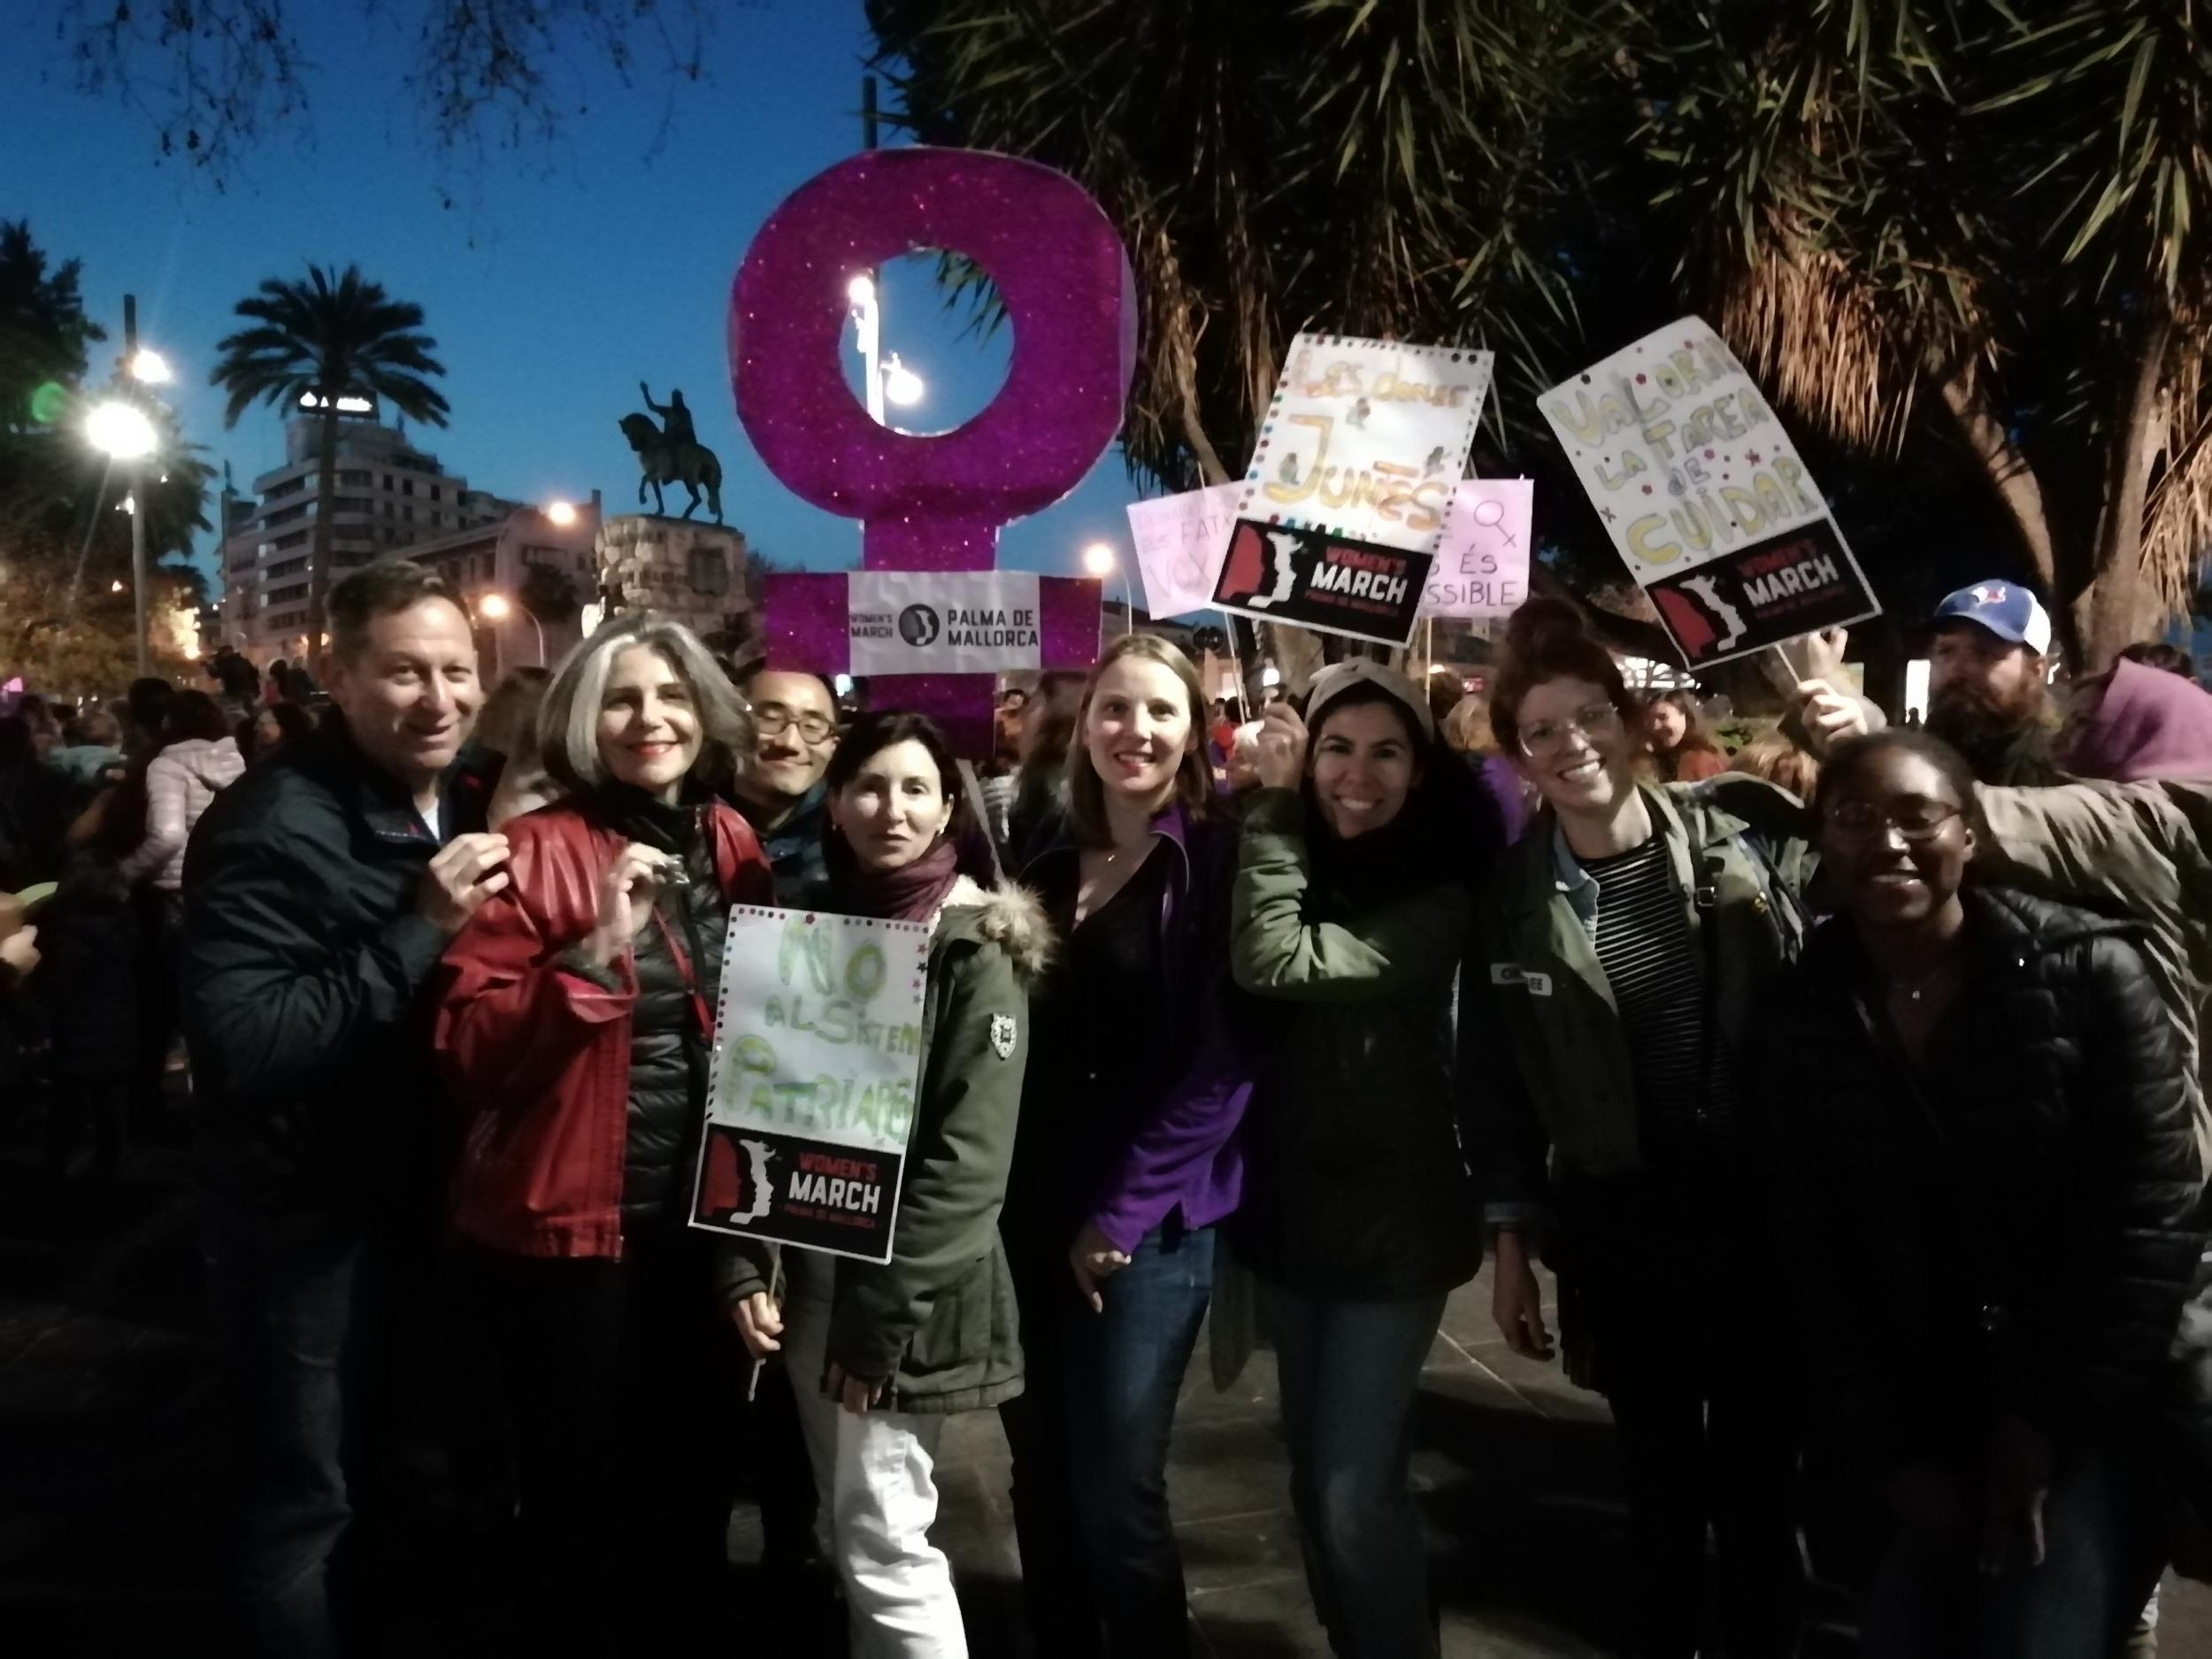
1583, 833, 1736, 1162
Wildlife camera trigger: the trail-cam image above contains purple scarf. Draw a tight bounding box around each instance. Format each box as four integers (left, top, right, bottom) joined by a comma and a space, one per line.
836, 839, 961, 922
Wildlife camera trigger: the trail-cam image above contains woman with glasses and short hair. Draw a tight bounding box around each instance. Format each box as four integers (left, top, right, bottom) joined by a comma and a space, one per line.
1464, 597, 1866, 1659
1761, 730, 2200, 1658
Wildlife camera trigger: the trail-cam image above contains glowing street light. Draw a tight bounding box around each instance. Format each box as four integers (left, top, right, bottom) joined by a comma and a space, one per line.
881, 354, 926, 409
128, 348, 173, 385
86, 399, 158, 460
477, 590, 546, 667
544, 499, 579, 527
1083, 541, 1134, 635
848, 273, 877, 307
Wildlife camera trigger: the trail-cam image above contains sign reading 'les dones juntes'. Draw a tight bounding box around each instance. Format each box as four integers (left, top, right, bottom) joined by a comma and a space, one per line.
1213, 334, 1493, 648
690, 907, 933, 1265
1537, 316, 1879, 669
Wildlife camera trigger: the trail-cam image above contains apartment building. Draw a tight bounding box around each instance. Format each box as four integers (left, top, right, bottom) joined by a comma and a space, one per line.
215, 415, 518, 662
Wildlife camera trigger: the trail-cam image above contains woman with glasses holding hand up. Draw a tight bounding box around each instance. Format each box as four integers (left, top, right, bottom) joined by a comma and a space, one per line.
1465, 598, 1867, 1659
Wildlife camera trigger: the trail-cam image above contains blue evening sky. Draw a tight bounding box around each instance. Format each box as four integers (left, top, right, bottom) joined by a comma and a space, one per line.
1, 3, 1146, 591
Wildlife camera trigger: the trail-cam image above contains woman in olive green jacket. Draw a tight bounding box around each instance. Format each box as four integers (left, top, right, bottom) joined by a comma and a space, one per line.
725, 710, 1048, 1659
1466, 600, 1864, 1659
1232, 660, 1502, 1659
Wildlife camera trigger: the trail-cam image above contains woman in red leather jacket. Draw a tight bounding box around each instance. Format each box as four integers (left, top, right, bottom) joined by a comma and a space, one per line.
434, 614, 770, 1655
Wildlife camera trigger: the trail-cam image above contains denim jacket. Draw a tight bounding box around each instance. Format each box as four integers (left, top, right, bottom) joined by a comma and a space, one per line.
1020, 803, 1253, 1254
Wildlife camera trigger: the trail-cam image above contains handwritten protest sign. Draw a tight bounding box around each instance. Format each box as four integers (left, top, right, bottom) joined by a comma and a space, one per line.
1127, 483, 1239, 618
690, 907, 933, 1264
1537, 316, 1879, 668
1420, 479, 1532, 619
1213, 334, 1493, 647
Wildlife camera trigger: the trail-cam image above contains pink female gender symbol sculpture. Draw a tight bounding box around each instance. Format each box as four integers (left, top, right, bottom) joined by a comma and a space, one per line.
729, 147, 1137, 753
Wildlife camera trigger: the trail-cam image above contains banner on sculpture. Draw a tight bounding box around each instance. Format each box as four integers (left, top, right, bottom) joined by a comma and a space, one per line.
1537, 315, 1878, 667
1419, 479, 1532, 619
690, 907, 932, 1263
1211, 519, 1431, 647
761, 570, 1102, 680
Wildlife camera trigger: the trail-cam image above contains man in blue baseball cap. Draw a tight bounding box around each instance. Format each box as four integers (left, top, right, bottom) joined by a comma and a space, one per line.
1926, 580, 2067, 786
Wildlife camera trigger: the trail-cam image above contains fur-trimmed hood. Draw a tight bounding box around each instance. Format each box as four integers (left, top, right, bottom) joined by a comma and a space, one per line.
937, 872, 1054, 984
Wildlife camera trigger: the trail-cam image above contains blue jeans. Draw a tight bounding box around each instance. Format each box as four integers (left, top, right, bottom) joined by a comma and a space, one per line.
1066, 1224, 1216, 1655
1001, 1221, 1214, 1659
1862, 1445, 2156, 1658
1260, 1281, 1448, 1659
205, 1203, 381, 1659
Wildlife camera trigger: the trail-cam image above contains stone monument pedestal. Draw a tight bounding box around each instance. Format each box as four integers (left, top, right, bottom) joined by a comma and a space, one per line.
594, 515, 751, 644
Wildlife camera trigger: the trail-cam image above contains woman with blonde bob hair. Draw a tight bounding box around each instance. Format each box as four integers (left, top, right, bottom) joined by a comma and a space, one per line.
1000, 631, 1253, 1657
434, 612, 772, 1654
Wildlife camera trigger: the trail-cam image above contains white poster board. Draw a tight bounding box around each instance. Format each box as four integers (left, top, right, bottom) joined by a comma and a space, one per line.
1234, 334, 1493, 548
1419, 479, 1532, 618
689, 906, 933, 1264
1536, 316, 1880, 669
1127, 482, 1240, 618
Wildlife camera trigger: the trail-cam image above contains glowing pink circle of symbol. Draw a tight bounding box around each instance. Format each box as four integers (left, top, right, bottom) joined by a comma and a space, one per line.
729, 147, 1137, 574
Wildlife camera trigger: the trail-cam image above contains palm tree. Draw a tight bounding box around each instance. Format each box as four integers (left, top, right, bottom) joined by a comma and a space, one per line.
211, 265, 449, 671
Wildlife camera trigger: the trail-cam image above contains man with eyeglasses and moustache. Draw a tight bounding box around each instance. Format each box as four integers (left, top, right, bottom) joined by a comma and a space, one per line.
728, 666, 841, 898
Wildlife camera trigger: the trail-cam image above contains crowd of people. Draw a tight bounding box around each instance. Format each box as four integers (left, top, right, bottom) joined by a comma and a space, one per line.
3, 557, 2211, 1659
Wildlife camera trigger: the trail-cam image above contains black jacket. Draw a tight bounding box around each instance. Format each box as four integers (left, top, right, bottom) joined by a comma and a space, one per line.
28, 855, 142, 1078
1762, 887, 2203, 1475
182, 719, 492, 1211
604, 798, 732, 1236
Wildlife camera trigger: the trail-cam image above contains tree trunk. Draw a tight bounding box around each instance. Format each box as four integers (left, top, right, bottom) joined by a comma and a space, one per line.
306, 404, 340, 676
2076, 315, 2172, 672
1939, 367, 2060, 605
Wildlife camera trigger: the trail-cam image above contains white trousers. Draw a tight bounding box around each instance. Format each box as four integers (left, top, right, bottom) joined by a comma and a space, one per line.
781, 1250, 969, 1659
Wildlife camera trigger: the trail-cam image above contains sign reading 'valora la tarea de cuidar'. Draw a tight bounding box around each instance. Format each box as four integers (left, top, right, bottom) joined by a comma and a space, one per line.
1538, 315, 1879, 668
690, 907, 933, 1264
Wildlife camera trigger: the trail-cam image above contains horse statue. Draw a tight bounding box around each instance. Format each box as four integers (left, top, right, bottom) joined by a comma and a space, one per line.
619, 383, 724, 523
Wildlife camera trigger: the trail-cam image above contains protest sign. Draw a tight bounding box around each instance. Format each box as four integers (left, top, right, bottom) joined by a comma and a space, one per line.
1127, 482, 1240, 618
690, 907, 933, 1264
1214, 334, 1493, 647
1211, 519, 1429, 647
1420, 479, 1532, 619
1537, 316, 1878, 667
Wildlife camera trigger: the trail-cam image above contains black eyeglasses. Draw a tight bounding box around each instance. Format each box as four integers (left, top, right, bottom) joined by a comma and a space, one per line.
1824, 799, 1962, 842
753, 703, 836, 745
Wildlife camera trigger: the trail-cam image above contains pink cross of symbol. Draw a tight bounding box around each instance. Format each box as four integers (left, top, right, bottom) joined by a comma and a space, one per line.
730, 149, 1137, 754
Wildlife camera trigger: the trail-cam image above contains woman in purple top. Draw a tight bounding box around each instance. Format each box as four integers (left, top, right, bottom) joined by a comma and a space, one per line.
1002, 632, 1250, 1659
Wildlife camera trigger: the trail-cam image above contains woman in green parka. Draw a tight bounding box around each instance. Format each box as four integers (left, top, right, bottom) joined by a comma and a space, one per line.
1232, 659, 1504, 1659
1467, 598, 1871, 1659
723, 710, 1050, 1659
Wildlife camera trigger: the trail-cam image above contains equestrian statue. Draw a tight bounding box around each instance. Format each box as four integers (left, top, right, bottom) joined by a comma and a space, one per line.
620, 381, 725, 523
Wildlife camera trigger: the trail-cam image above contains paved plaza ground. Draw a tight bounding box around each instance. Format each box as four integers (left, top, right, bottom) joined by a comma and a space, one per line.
4, 1134, 2208, 1656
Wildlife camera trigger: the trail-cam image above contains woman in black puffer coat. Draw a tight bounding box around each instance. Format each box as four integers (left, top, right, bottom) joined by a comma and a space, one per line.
1760, 731, 2203, 1659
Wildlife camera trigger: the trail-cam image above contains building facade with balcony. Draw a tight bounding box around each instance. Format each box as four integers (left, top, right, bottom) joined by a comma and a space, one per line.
400, 498, 604, 681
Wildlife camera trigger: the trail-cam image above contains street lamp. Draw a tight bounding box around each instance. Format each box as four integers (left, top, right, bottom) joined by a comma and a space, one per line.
544, 499, 579, 528
478, 591, 546, 667
129, 349, 173, 386
86, 396, 161, 677
882, 355, 926, 409
1083, 541, 1134, 636
847, 273, 928, 426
